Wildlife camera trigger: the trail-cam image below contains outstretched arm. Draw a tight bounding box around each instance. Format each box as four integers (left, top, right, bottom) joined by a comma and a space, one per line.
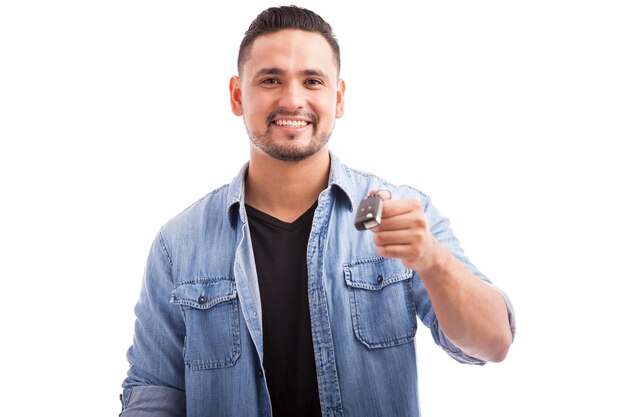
371, 194, 513, 363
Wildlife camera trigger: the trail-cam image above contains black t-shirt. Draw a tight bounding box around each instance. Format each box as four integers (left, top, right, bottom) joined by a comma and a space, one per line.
246, 203, 322, 417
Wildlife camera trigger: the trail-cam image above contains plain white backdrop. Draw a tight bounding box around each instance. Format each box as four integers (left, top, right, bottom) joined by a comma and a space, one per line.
1, 1, 625, 415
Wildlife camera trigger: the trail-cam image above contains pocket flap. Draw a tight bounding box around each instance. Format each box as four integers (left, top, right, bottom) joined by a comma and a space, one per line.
344, 257, 412, 290
171, 278, 236, 309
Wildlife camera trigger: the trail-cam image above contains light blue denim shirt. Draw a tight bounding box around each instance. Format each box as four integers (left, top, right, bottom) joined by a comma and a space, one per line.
121, 153, 515, 417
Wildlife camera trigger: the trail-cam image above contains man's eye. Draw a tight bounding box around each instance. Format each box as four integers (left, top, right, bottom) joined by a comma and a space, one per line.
261, 78, 280, 85
305, 79, 323, 86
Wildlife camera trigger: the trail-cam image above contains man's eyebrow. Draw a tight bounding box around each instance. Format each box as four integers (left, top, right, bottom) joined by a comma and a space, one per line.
302, 69, 329, 79
254, 68, 285, 77
253, 68, 330, 79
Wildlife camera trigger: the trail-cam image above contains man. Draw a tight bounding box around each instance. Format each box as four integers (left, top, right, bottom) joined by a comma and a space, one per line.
120, 6, 515, 417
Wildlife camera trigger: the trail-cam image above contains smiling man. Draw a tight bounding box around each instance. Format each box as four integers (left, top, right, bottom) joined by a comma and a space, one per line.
120, 6, 515, 417
234, 35, 341, 163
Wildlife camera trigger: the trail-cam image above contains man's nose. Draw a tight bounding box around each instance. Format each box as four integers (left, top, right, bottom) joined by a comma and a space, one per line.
278, 82, 307, 110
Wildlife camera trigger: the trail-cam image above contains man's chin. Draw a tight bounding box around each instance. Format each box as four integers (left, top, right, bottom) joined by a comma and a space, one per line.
249, 130, 330, 162
267, 149, 317, 163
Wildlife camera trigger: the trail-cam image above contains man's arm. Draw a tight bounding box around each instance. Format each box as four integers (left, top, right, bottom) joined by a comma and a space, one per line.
121, 231, 186, 416
371, 195, 513, 363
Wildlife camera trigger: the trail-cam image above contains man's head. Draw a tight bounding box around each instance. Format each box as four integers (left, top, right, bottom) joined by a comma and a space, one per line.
237, 6, 341, 77
230, 6, 345, 163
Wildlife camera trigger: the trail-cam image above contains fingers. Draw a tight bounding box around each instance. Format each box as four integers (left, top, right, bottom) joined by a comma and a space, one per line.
372, 220, 432, 267
371, 200, 425, 234
375, 244, 420, 262
373, 228, 426, 246
373, 229, 430, 263
368, 189, 392, 201
382, 198, 421, 218
373, 215, 428, 234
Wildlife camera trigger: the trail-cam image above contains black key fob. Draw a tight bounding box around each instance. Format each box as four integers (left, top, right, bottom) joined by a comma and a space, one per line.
354, 194, 383, 230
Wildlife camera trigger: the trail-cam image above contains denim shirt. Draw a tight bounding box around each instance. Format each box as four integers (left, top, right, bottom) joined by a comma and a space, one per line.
121, 153, 515, 417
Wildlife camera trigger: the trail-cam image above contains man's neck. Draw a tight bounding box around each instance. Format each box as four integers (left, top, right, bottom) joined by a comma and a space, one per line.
245, 149, 331, 223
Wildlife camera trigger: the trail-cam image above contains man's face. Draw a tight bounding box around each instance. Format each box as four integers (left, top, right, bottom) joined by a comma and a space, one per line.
230, 29, 345, 162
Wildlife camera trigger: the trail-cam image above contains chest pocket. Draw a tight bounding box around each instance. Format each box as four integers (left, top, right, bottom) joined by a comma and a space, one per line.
344, 257, 417, 349
170, 278, 241, 370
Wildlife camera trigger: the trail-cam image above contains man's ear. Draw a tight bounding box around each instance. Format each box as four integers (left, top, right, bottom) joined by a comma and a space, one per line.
229, 76, 243, 116
335, 79, 346, 118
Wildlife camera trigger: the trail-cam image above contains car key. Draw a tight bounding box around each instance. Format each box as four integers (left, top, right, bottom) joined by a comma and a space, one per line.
354, 193, 384, 231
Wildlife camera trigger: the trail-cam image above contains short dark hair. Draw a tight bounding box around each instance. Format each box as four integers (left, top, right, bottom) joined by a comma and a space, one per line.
237, 6, 340, 75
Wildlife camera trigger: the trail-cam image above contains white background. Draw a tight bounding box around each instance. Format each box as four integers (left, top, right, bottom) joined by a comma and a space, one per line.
1, 1, 625, 415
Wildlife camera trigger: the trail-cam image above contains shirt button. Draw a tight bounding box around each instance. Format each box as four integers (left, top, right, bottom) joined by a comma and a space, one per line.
257, 369, 263, 377
377, 275, 384, 284
197, 295, 207, 304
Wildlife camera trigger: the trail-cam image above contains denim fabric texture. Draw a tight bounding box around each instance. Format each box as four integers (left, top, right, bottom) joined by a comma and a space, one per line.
121, 153, 515, 417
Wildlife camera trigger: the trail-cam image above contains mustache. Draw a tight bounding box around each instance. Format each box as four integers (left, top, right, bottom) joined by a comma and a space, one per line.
266, 108, 318, 125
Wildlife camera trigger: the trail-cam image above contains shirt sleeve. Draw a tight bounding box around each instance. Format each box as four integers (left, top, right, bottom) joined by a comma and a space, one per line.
121, 231, 186, 415
120, 385, 186, 417
412, 193, 516, 364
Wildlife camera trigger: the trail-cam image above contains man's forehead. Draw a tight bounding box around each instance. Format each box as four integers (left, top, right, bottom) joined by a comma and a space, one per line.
243, 29, 338, 76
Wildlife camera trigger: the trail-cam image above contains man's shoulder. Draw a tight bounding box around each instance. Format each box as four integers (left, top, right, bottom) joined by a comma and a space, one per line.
159, 182, 235, 239
340, 162, 430, 203
161, 162, 247, 232
181, 183, 231, 216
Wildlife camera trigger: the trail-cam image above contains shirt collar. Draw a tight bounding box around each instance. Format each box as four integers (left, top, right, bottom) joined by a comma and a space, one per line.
226, 152, 357, 228
327, 152, 357, 211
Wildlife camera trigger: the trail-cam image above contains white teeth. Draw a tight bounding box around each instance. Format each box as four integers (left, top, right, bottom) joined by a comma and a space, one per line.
274, 119, 309, 127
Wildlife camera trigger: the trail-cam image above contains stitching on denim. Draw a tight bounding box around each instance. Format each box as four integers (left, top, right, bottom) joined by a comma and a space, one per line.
171, 279, 237, 306
313, 287, 343, 411
339, 165, 357, 210
157, 231, 173, 268
345, 166, 391, 183
343, 256, 387, 268
209, 183, 229, 195
325, 405, 344, 416
345, 273, 411, 290
346, 166, 432, 203
122, 387, 132, 409
191, 183, 229, 205
174, 276, 235, 288
173, 294, 237, 309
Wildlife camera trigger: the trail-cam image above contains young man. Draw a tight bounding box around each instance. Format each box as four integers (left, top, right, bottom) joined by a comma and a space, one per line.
121, 6, 515, 417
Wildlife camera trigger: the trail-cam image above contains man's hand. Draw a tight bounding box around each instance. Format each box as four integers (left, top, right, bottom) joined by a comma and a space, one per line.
370, 191, 438, 273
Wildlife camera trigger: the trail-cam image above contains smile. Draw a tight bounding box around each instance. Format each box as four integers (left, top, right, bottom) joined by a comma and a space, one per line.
273, 119, 311, 127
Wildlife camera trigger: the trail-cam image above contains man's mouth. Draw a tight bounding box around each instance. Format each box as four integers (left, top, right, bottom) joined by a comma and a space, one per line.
272, 119, 311, 128
267, 109, 318, 128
